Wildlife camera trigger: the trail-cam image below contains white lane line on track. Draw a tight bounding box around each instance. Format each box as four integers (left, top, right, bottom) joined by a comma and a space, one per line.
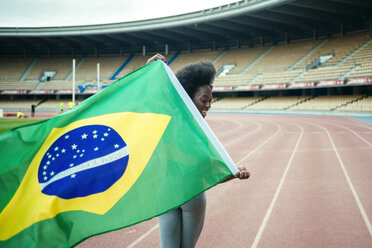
313, 123, 372, 238
215, 118, 244, 139
126, 224, 159, 248
224, 120, 262, 147
237, 122, 282, 166
251, 124, 304, 248
332, 123, 372, 149
333, 118, 372, 132
208, 117, 226, 132
349, 118, 372, 130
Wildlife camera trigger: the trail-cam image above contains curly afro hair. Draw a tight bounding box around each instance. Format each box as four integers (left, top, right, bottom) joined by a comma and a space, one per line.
175, 61, 216, 98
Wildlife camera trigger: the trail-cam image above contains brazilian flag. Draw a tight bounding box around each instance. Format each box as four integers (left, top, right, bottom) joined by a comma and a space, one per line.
0, 61, 238, 247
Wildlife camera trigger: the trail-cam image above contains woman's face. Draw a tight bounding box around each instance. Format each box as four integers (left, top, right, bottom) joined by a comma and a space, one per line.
192, 85, 212, 118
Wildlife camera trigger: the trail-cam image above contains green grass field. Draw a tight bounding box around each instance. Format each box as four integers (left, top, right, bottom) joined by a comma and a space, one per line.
0, 119, 46, 135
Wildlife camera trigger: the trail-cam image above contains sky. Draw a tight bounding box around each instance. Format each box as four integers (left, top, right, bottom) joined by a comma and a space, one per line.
0, 0, 238, 27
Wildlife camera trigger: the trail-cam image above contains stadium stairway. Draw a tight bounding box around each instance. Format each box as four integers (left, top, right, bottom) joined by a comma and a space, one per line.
240, 46, 274, 74
285, 96, 314, 110
340, 64, 361, 80
211, 97, 222, 104
331, 95, 367, 111
249, 73, 263, 85
35, 81, 45, 90
290, 69, 306, 84
167, 52, 180, 65
212, 49, 227, 64
65, 57, 85, 81
19, 58, 38, 82
288, 39, 328, 70
337, 36, 372, 66
243, 96, 266, 109
110, 55, 134, 80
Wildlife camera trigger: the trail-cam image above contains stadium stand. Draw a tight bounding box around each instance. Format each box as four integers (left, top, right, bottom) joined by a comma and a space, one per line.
296, 32, 372, 68
337, 96, 372, 112
290, 95, 366, 111
25, 56, 75, 81
39, 80, 80, 90
0, 31, 371, 114
0, 57, 33, 81
75, 54, 126, 82
169, 49, 222, 73
211, 97, 264, 109
214, 74, 256, 86
0, 81, 38, 90
256, 70, 303, 85
297, 64, 352, 82
212, 31, 372, 87
346, 39, 372, 79
0, 100, 38, 110
213, 46, 268, 75
1, 31, 371, 88
250, 39, 319, 72
116, 54, 157, 80
0, 99, 82, 112
245, 96, 313, 110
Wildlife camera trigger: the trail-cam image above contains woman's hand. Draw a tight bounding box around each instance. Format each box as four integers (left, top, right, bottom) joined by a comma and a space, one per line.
146, 53, 167, 64
221, 167, 250, 183
234, 167, 250, 180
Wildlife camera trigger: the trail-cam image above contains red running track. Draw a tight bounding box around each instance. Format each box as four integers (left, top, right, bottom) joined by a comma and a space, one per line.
77, 114, 372, 248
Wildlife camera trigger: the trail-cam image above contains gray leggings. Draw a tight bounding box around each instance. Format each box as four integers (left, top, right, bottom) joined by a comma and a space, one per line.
158, 192, 206, 248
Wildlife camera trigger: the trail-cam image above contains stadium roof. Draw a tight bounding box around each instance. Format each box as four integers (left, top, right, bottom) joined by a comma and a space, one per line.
1, 0, 372, 56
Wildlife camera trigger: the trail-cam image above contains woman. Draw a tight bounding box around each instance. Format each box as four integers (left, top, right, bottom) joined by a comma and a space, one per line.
147, 54, 250, 248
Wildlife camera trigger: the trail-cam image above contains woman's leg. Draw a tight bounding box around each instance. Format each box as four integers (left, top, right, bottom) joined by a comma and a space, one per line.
159, 208, 182, 248
180, 192, 207, 248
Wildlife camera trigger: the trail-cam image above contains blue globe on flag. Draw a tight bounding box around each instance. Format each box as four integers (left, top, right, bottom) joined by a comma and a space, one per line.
38, 125, 129, 199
